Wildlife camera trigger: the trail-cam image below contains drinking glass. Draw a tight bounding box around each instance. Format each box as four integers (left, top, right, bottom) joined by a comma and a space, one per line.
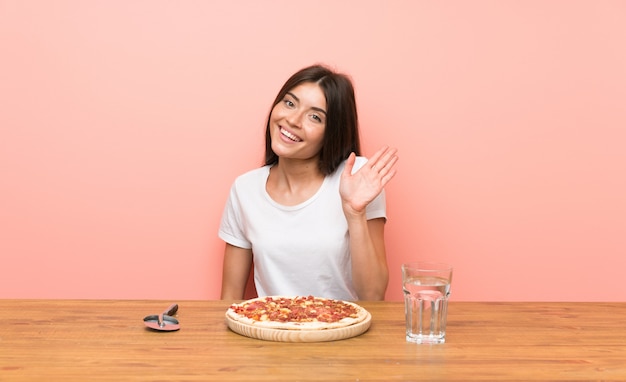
402, 262, 453, 344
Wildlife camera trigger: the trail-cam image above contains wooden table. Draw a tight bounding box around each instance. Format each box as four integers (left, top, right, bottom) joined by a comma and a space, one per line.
1, 300, 625, 381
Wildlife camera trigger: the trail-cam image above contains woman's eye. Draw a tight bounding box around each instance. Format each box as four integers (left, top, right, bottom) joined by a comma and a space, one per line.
283, 99, 295, 107
311, 114, 322, 122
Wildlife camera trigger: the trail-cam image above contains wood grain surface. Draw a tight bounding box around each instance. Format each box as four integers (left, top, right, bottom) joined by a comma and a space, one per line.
1, 300, 625, 381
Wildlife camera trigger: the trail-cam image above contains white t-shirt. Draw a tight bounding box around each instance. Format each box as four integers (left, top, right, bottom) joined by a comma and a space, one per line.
218, 157, 387, 301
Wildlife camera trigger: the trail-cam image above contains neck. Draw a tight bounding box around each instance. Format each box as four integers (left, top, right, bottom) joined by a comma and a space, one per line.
273, 157, 323, 184
267, 158, 325, 205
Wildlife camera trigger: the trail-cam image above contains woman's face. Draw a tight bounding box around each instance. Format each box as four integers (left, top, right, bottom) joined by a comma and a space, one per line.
269, 82, 327, 163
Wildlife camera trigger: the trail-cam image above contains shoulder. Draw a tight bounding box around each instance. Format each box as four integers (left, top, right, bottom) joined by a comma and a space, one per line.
232, 166, 270, 188
353, 156, 368, 169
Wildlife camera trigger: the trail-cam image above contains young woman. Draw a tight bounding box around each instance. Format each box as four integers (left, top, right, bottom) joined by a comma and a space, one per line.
219, 64, 398, 301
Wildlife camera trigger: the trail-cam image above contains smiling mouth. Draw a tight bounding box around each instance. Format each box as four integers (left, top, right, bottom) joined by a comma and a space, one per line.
280, 127, 302, 142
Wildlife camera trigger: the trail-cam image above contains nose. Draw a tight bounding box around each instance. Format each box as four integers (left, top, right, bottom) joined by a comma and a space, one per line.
286, 109, 305, 128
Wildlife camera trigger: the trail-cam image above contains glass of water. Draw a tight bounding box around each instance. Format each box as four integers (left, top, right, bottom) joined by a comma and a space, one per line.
402, 262, 453, 344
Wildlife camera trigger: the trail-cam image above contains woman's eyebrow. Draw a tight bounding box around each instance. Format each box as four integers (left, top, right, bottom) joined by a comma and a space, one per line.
312, 107, 327, 116
286, 91, 327, 115
286, 91, 299, 102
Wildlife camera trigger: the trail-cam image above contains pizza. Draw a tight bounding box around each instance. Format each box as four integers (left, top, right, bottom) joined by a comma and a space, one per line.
226, 295, 369, 330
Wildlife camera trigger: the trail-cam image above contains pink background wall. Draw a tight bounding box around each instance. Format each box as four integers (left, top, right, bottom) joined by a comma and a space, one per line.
1, 1, 625, 301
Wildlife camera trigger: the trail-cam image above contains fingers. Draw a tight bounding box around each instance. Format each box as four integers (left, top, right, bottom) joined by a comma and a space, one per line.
343, 152, 357, 176
369, 146, 399, 179
367, 146, 389, 167
380, 162, 398, 187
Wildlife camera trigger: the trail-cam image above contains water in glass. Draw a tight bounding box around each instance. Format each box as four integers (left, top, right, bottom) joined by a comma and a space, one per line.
403, 275, 451, 344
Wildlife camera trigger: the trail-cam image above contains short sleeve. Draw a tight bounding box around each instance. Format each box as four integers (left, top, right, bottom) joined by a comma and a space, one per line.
366, 189, 387, 221
218, 183, 252, 249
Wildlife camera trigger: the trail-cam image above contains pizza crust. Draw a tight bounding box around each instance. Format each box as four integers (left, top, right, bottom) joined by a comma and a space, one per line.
226, 296, 369, 331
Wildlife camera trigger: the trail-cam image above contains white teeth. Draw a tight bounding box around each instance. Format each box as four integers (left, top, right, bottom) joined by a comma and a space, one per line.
280, 128, 301, 142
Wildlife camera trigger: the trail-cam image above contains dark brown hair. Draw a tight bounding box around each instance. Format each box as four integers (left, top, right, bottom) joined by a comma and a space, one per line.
264, 64, 361, 175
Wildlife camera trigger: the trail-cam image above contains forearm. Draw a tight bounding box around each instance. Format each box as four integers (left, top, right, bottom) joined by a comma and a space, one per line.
220, 244, 253, 300
347, 216, 389, 300
338, 147, 397, 300
221, 276, 246, 300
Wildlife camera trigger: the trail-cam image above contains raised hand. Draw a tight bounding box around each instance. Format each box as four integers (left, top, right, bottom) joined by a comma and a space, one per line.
340, 146, 398, 216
